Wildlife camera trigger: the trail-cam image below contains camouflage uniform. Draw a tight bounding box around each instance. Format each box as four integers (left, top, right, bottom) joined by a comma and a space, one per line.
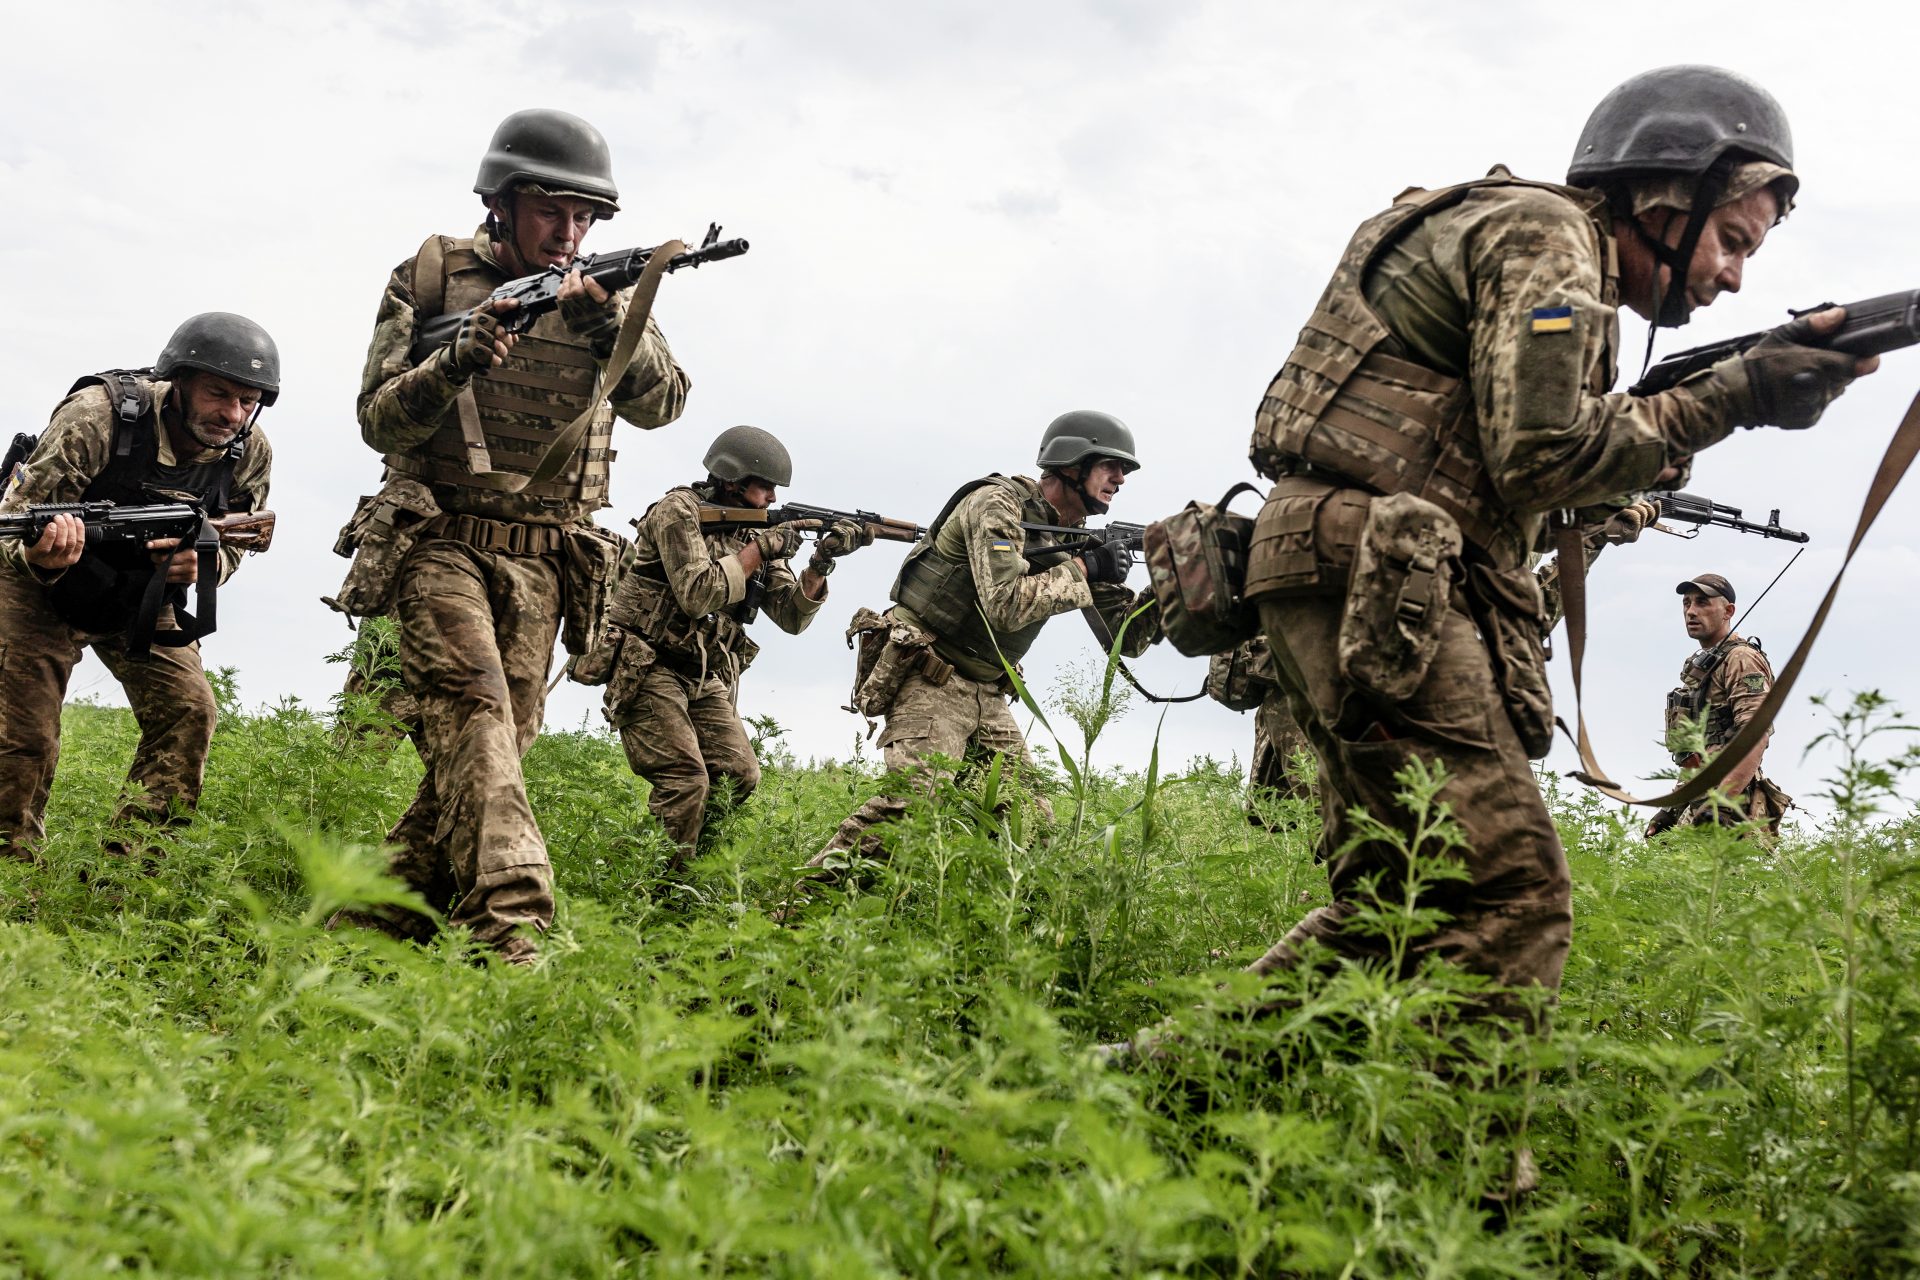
1205, 636, 1312, 820
0, 380, 271, 858
1243, 172, 1752, 1018
602, 484, 822, 864
1653, 633, 1791, 834
357, 223, 688, 951
809, 475, 1157, 866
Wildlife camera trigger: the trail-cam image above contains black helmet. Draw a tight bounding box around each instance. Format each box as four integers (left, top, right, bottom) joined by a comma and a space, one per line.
155, 312, 280, 406
1567, 65, 1793, 188
1035, 409, 1141, 474
703, 425, 792, 487
474, 109, 619, 216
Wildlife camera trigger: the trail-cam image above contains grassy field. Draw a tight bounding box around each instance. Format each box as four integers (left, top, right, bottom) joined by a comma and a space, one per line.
1, 663, 1917, 1278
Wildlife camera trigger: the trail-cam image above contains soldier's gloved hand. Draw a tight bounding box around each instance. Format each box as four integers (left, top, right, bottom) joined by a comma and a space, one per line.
1602, 499, 1660, 545
445, 306, 512, 380
557, 268, 622, 353
1080, 540, 1134, 585
752, 525, 804, 561
816, 519, 873, 559
1734, 308, 1877, 429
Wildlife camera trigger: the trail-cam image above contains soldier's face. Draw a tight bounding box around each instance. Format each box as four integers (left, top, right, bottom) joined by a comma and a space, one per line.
1623, 186, 1780, 321
1681, 592, 1735, 642
173, 371, 263, 449
739, 478, 777, 509
1082, 458, 1129, 508
507, 193, 600, 269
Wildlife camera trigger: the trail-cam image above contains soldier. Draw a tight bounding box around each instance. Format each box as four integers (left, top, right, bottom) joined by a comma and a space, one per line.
803, 410, 1161, 876
602, 426, 870, 872
0, 313, 279, 860
338, 108, 689, 962
1646, 573, 1791, 837
1204, 636, 1313, 826
1222, 66, 1875, 1031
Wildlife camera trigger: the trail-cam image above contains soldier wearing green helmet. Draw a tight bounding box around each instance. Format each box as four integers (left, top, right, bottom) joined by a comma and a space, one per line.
334, 107, 690, 963
596, 426, 872, 875
798, 410, 1161, 885
0, 312, 280, 861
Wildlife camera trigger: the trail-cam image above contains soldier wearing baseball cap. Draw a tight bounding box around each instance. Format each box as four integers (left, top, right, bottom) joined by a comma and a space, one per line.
1649, 573, 1792, 837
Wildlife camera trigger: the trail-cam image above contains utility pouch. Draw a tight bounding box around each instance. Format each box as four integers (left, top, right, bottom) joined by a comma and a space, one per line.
1337, 493, 1460, 703
559, 524, 628, 656
844, 607, 891, 712
1243, 479, 1372, 603
1143, 482, 1261, 657
1205, 636, 1274, 712
322, 475, 441, 618
856, 615, 935, 718
1466, 562, 1555, 759
1664, 685, 1698, 763
567, 624, 623, 686
602, 634, 658, 730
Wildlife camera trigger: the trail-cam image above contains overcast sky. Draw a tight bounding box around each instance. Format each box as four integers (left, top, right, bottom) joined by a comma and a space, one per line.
5, 0, 1917, 825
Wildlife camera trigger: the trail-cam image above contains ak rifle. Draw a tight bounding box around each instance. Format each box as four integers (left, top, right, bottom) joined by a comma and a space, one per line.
409, 223, 750, 364
1654, 493, 1808, 543
0, 501, 276, 552
1631, 289, 1920, 396
696, 503, 925, 544
1019, 520, 1145, 562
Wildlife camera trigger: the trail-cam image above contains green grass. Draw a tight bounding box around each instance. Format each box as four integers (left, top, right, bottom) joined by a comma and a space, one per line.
1, 674, 1917, 1277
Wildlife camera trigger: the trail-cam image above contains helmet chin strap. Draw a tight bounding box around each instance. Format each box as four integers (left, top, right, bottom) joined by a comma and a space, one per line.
1631, 159, 1734, 372
1072, 464, 1110, 516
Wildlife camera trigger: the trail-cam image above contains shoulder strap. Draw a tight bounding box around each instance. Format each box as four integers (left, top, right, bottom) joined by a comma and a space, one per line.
410, 235, 450, 319
64, 370, 155, 460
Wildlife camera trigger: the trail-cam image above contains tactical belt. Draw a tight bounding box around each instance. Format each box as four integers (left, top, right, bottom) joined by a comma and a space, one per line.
424, 512, 566, 556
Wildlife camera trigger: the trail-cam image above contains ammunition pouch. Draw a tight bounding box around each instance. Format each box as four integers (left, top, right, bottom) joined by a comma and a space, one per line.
1143, 482, 1260, 657
1664, 684, 1699, 764
602, 634, 658, 730
1464, 561, 1555, 759
1337, 493, 1462, 704
560, 523, 628, 656
1205, 637, 1276, 713
567, 625, 623, 687
1242, 477, 1372, 603
850, 610, 950, 719
322, 475, 441, 618
606, 570, 751, 680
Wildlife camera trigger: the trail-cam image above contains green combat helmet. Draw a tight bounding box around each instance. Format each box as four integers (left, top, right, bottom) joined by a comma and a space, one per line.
1567, 65, 1795, 327
1035, 409, 1140, 474
474, 108, 620, 217
155, 312, 281, 405
704, 425, 793, 487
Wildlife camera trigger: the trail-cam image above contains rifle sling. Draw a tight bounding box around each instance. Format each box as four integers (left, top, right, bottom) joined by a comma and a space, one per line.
126, 515, 222, 658
1560, 388, 1920, 806
460, 238, 686, 494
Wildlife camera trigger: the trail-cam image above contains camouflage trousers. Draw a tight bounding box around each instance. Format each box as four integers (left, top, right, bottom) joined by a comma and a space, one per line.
1250, 690, 1314, 805
606, 648, 760, 866
1250, 593, 1572, 1024
379, 538, 561, 951
1656, 772, 1792, 839
0, 569, 216, 859
809, 667, 1042, 867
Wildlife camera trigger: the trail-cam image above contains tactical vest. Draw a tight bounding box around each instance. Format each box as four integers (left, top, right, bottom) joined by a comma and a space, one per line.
606, 487, 750, 663
1248, 169, 1614, 571
386, 234, 614, 524
47, 372, 242, 636
1664, 634, 1766, 763
891, 474, 1067, 674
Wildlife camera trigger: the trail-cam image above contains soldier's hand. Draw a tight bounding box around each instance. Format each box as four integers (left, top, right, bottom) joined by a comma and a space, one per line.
558, 269, 621, 349
24, 512, 84, 571
146, 537, 199, 585
1737, 307, 1879, 430
1080, 541, 1134, 585
1602, 499, 1660, 545
752, 525, 804, 561
446, 299, 518, 380
816, 519, 873, 559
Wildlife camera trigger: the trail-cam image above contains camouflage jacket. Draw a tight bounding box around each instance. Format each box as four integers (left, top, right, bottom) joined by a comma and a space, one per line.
609, 484, 821, 665
893, 474, 1159, 684
0, 380, 271, 585
1667, 632, 1774, 761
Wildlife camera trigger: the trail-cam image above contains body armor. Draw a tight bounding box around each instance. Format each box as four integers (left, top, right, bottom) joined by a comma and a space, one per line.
387, 235, 614, 525
891, 474, 1066, 674
1248, 170, 1614, 571
49, 373, 243, 635
1664, 634, 1765, 763
606, 486, 754, 671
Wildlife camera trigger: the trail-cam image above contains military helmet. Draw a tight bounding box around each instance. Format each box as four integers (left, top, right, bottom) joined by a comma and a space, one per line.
154, 312, 281, 406
474, 108, 620, 216
1035, 409, 1140, 474
1567, 65, 1793, 189
704, 425, 793, 487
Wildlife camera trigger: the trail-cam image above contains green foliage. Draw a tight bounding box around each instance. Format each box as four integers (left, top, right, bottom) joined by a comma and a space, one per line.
0, 683, 1915, 1276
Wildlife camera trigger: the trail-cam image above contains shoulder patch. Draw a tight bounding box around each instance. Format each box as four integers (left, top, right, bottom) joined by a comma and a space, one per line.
1529, 305, 1573, 334
1741, 673, 1766, 693
990, 538, 1015, 553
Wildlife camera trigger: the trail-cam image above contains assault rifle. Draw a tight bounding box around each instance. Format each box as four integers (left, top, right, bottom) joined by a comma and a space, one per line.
696, 503, 925, 544
1019, 520, 1146, 562
409, 223, 750, 364
1630, 289, 1920, 396
1653, 492, 1807, 543
0, 501, 277, 552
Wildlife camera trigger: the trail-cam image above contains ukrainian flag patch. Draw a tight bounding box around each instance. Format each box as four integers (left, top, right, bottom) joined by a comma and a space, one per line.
990, 539, 1015, 553
1530, 305, 1574, 334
